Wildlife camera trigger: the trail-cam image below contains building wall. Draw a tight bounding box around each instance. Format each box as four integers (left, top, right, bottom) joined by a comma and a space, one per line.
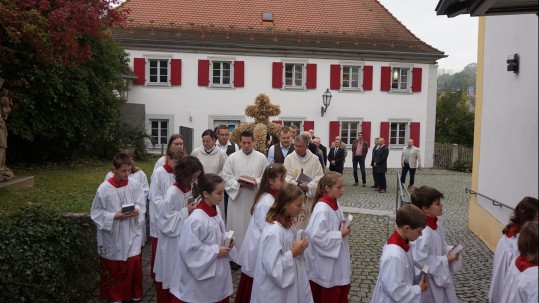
469, 15, 538, 251
125, 49, 438, 168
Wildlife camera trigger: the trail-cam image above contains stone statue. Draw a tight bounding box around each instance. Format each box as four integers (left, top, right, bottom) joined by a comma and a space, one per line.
0, 77, 14, 182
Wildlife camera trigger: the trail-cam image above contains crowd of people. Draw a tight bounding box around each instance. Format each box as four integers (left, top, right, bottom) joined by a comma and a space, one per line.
90, 126, 538, 303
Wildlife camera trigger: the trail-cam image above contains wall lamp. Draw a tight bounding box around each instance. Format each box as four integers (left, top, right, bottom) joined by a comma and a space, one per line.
506, 53, 519, 74
321, 88, 332, 117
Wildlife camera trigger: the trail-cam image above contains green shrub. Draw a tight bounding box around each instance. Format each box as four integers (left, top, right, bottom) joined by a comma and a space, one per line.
0, 207, 97, 302
98, 120, 151, 161
449, 159, 472, 172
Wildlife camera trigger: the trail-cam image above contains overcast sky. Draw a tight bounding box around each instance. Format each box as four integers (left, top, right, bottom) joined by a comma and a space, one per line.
378, 0, 478, 73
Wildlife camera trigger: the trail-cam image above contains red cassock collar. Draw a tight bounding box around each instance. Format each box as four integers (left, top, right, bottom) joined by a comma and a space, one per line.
425, 215, 438, 230
197, 200, 217, 217
174, 182, 192, 193
163, 163, 173, 173
387, 230, 410, 252
108, 177, 128, 188
515, 255, 539, 272
318, 194, 339, 211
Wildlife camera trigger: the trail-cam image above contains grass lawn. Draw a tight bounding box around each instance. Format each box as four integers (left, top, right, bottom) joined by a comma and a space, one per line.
0, 156, 160, 215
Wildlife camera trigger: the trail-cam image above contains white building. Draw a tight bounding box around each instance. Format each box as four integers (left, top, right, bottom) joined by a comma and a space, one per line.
114, 0, 446, 168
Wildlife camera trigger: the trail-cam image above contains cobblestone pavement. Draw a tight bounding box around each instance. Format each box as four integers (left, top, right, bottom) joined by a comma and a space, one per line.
110, 168, 493, 303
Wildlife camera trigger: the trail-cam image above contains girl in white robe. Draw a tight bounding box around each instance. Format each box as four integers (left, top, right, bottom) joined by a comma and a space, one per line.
235, 164, 287, 303
251, 183, 313, 303
305, 172, 351, 303
152, 134, 185, 175
169, 173, 237, 303
409, 186, 462, 303
154, 156, 203, 303
499, 221, 538, 303
489, 196, 538, 303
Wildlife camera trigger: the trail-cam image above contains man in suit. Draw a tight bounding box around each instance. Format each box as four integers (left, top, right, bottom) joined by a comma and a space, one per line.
328, 136, 346, 174
370, 138, 380, 188
373, 138, 389, 193
351, 132, 369, 187
308, 129, 327, 167
400, 139, 422, 188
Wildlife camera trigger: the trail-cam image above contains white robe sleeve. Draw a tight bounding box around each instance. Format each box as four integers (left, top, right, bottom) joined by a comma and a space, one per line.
377, 252, 422, 302
220, 156, 241, 200
260, 228, 295, 289
179, 219, 220, 280
412, 232, 451, 288
158, 188, 189, 237
307, 208, 342, 259
137, 170, 150, 201
90, 185, 115, 231
254, 199, 272, 232
132, 180, 146, 223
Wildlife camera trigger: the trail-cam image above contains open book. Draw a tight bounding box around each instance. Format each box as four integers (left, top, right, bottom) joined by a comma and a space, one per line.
295, 172, 312, 184
224, 230, 235, 248
449, 244, 463, 256
238, 175, 256, 185
122, 203, 135, 213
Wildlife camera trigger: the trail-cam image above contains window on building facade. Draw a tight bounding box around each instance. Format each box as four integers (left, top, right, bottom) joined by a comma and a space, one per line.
342, 65, 362, 89
283, 120, 303, 131
211, 61, 232, 86
284, 63, 304, 88
340, 121, 361, 146
390, 122, 408, 146
148, 59, 169, 84
391, 67, 410, 91
151, 120, 169, 146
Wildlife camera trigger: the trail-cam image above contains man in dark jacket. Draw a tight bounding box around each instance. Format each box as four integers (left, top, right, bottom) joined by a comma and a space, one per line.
373, 138, 389, 193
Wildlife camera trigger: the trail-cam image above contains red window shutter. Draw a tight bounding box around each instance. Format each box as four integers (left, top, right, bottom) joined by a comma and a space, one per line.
412, 67, 422, 92
380, 122, 390, 147
306, 63, 317, 89
410, 122, 420, 147
272, 62, 283, 88
362, 65, 373, 91
234, 61, 244, 87
272, 120, 283, 125
303, 121, 314, 133
170, 59, 181, 86
198, 59, 210, 86
380, 66, 391, 91
133, 58, 145, 85
329, 121, 340, 146
361, 121, 371, 147
330, 64, 341, 90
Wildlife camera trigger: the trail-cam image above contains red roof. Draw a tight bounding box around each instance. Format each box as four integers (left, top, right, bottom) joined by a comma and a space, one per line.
115, 0, 444, 58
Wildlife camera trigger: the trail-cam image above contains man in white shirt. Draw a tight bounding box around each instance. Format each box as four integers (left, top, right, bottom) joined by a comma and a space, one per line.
215, 124, 239, 156
400, 139, 422, 188
267, 126, 294, 164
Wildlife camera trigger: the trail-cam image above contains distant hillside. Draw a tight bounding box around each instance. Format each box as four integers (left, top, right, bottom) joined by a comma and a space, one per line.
438, 63, 476, 93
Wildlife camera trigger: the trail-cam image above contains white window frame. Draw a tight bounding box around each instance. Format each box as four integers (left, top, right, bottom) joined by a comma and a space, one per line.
147, 58, 171, 86
389, 63, 412, 92
283, 62, 305, 89
339, 120, 363, 147
149, 119, 169, 146
211, 60, 233, 87
283, 120, 304, 132
389, 120, 410, 148
339, 61, 364, 91
146, 114, 174, 152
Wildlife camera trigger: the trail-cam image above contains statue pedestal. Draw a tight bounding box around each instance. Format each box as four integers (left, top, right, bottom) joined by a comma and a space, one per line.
0, 176, 34, 190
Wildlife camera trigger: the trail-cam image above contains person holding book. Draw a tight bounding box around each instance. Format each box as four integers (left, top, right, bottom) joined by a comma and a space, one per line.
251, 183, 313, 303
154, 156, 203, 303
409, 186, 461, 303
499, 221, 538, 303
283, 133, 324, 229
220, 130, 268, 256
169, 173, 237, 303
305, 171, 351, 303
489, 196, 538, 303
91, 152, 147, 303
235, 164, 287, 303
149, 147, 185, 282
371, 204, 428, 303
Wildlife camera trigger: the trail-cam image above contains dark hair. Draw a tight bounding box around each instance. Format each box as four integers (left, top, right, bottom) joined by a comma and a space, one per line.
201, 129, 216, 140
167, 145, 185, 161
251, 164, 287, 214
502, 196, 539, 235
174, 156, 204, 187
312, 172, 343, 211
118, 149, 140, 173
198, 173, 224, 198
240, 130, 254, 140
518, 221, 538, 263
166, 134, 185, 154
396, 204, 427, 229
410, 186, 444, 209
112, 152, 133, 169
266, 183, 304, 228
216, 125, 229, 133
279, 126, 290, 134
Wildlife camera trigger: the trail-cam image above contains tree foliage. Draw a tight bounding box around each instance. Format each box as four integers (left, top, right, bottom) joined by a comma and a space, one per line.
435, 91, 475, 147
438, 63, 477, 93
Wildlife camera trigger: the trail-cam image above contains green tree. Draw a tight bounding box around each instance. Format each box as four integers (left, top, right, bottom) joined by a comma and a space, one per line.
435, 91, 475, 147
437, 63, 477, 93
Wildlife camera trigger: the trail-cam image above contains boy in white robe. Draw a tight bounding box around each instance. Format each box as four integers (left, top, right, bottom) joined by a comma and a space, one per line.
91, 152, 146, 303
499, 221, 538, 303
220, 130, 268, 254
371, 204, 428, 303
409, 186, 462, 303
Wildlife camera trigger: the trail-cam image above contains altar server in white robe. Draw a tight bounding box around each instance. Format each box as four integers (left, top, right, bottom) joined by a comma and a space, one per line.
91, 152, 146, 303
251, 183, 313, 303
220, 130, 268, 253
283, 133, 324, 229
152, 134, 185, 174
500, 221, 538, 303
154, 156, 203, 303
410, 186, 462, 303
489, 196, 538, 303
169, 173, 237, 303
191, 129, 228, 219
305, 172, 351, 303
235, 164, 287, 303
371, 204, 428, 303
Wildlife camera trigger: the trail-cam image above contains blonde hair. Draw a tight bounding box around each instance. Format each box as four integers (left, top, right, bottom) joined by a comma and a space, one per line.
312, 171, 343, 211
266, 183, 304, 228
251, 164, 286, 215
